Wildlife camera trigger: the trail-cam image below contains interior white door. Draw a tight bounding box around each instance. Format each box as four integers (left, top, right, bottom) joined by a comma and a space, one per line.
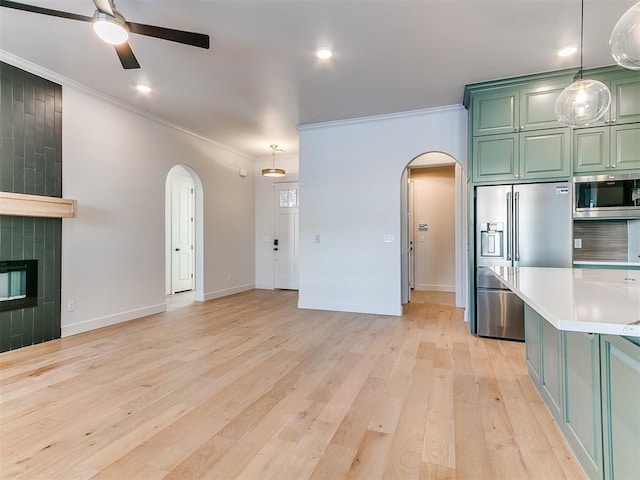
171, 174, 194, 294
274, 182, 299, 290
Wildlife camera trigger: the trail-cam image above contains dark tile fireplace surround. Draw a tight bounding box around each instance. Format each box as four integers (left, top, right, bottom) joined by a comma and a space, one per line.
0, 62, 62, 353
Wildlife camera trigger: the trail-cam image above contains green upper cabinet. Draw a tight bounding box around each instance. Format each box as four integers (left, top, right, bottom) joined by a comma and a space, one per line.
574, 123, 640, 173
472, 88, 519, 136
582, 69, 640, 127
473, 127, 570, 182
471, 79, 571, 137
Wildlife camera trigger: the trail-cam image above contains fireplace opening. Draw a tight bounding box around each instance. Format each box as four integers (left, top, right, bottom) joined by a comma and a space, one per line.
0, 260, 37, 312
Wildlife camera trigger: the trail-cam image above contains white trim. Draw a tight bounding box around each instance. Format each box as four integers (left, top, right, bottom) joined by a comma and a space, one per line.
415, 285, 455, 293
297, 104, 465, 131
196, 283, 255, 302
0, 50, 251, 160
297, 300, 402, 317
61, 304, 167, 337
255, 282, 275, 290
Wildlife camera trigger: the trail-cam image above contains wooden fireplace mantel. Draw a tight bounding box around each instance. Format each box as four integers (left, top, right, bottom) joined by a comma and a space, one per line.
0, 192, 77, 218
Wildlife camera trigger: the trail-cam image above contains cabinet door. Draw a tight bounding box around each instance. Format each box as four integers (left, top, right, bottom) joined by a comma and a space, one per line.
574, 127, 609, 173
519, 128, 571, 180
472, 89, 518, 136
601, 335, 640, 480
519, 81, 570, 131
610, 124, 640, 171
563, 331, 602, 480
524, 304, 542, 386
472, 134, 518, 182
540, 319, 563, 424
610, 75, 640, 125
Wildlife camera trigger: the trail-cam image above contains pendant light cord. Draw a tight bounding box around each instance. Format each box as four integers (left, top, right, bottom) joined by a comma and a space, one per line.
579, 0, 584, 80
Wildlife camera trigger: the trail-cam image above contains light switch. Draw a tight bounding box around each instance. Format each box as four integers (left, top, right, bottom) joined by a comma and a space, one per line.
383, 235, 394, 243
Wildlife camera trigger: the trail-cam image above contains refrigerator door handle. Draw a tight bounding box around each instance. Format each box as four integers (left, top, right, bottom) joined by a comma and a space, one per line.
514, 191, 520, 262
506, 192, 512, 261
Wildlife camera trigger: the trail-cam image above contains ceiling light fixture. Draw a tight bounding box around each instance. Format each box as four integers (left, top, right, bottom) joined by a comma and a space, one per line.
92, 10, 129, 45
315, 48, 333, 59
610, 1, 640, 70
261, 144, 286, 178
557, 46, 578, 57
555, 0, 611, 127
136, 84, 152, 93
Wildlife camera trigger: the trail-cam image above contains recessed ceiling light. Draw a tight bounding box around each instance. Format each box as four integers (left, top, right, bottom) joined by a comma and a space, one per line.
136, 84, 152, 93
557, 46, 578, 57
315, 48, 333, 59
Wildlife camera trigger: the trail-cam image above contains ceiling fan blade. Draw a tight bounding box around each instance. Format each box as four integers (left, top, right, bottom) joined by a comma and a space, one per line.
0, 0, 92, 22
92, 0, 113, 16
114, 42, 140, 69
128, 22, 210, 49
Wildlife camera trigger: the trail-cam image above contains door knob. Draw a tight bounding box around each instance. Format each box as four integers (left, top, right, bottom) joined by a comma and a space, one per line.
175, 248, 180, 251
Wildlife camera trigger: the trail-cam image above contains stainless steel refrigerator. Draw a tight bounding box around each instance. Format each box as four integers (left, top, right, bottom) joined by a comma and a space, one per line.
475, 182, 572, 340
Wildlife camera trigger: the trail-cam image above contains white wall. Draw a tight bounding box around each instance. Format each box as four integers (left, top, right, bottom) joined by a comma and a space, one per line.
411, 166, 455, 292
61, 86, 255, 336
298, 106, 467, 316
254, 154, 299, 289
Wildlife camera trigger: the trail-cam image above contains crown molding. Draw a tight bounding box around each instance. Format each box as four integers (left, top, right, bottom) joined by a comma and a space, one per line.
0, 50, 252, 160
297, 104, 466, 131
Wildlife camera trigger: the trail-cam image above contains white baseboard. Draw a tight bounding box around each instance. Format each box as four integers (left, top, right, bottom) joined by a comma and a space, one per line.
61, 303, 167, 337
254, 282, 274, 290
297, 300, 402, 317
199, 283, 254, 302
415, 284, 455, 293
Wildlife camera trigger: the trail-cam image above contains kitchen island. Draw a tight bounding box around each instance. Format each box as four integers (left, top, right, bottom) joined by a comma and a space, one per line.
488, 266, 640, 480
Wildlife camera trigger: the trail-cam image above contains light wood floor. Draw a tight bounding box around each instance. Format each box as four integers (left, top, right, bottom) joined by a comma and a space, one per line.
0, 290, 585, 480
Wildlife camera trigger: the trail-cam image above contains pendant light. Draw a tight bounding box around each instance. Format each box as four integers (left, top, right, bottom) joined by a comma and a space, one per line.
261, 144, 286, 178
610, 1, 640, 70
555, 0, 611, 127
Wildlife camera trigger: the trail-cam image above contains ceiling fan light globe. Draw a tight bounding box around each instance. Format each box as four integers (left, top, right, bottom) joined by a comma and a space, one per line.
554, 79, 611, 127
93, 11, 129, 45
610, 1, 640, 70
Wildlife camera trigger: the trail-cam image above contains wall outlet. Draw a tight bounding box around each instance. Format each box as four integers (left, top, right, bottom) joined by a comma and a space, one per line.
574, 238, 583, 249
67, 300, 75, 312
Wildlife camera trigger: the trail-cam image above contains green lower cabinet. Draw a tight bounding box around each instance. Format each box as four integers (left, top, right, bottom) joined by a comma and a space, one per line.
540, 318, 563, 424
563, 331, 603, 480
525, 304, 542, 386
600, 335, 640, 480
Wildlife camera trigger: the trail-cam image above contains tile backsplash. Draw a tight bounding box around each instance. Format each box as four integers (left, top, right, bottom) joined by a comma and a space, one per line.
573, 219, 640, 263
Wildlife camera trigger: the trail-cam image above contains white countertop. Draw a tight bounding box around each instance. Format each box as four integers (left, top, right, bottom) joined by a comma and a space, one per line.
488, 266, 640, 337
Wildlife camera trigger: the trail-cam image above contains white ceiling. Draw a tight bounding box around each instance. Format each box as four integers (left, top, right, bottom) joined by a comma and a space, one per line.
0, 0, 635, 158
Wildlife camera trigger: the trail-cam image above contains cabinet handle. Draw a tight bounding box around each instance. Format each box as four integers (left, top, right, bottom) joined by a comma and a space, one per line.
605, 120, 610, 124
611, 164, 617, 168
520, 125, 524, 130
611, 118, 617, 123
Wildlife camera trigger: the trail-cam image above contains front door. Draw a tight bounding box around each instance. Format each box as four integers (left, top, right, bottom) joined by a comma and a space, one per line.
171, 174, 194, 294
274, 182, 299, 290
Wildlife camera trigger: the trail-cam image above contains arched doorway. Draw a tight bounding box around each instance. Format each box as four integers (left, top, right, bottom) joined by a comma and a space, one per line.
400, 152, 468, 316
165, 165, 204, 306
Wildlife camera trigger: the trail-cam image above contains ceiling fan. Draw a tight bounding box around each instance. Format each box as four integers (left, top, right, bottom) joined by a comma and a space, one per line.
0, 0, 210, 69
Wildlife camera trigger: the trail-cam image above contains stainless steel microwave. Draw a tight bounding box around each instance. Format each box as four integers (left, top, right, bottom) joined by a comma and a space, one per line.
573, 173, 640, 218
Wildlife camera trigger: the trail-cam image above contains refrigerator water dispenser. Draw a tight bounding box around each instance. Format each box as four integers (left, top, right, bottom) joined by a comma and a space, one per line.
480, 222, 504, 258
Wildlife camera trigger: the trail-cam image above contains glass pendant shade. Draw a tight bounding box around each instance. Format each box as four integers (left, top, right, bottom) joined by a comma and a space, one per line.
554, 78, 611, 127
610, 1, 640, 70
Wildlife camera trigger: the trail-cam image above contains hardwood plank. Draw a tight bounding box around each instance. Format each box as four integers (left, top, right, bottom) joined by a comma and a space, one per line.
0, 290, 586, 480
